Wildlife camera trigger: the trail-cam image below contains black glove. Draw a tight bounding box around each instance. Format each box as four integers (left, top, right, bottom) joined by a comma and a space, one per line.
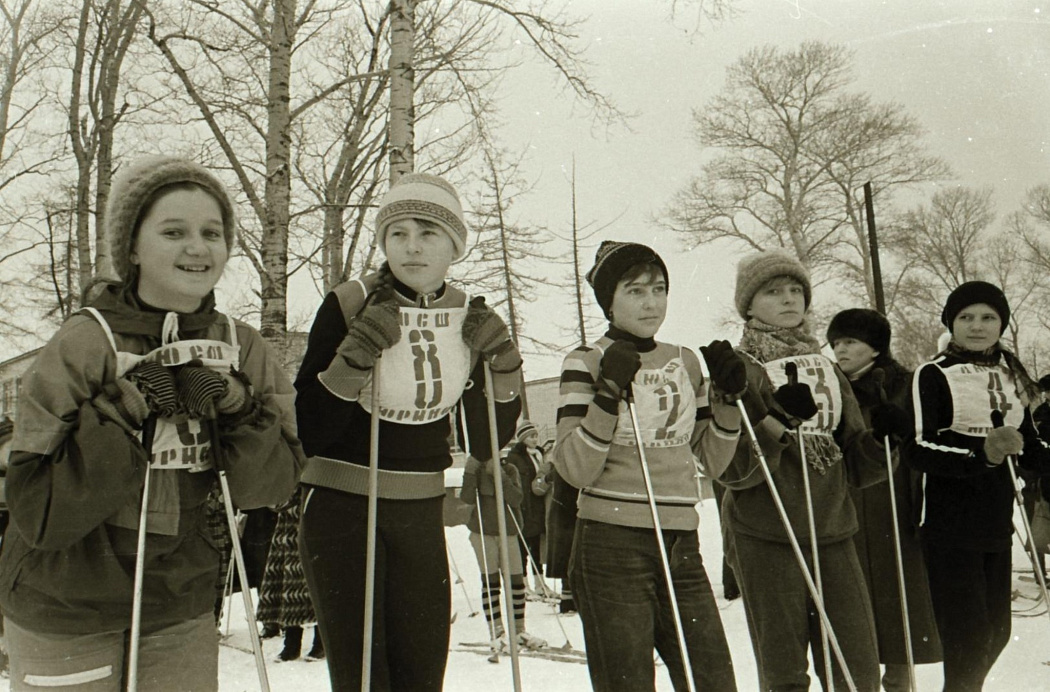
699, 340, 747, 398
595, 340, 641, 400
461, 297, 522, 373
770, 382, 817, 428
870, 402, 911, 445
337, 301, 402, 370
176, 363, 249, 419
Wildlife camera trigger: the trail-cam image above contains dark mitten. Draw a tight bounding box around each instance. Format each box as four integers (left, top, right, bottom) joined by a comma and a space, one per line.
176, 363, 247, 419
870, 402, 911, 444
337, 301, 402, 370
124, 360, 178, 417
699, 340, 747, 398
461, 297, 522, 373
596, 340, 641, 400
984, 426, 1023, 465
770, 382, 818, 428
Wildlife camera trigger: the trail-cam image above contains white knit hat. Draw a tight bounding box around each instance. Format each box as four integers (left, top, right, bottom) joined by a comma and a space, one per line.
374, 173, 468, 260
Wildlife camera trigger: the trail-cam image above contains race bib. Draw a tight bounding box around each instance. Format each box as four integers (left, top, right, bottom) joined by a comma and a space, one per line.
612, 355, 696, 449
941, 362, 1025, 436
764, 354, 843, 435
360, 306, 473, 424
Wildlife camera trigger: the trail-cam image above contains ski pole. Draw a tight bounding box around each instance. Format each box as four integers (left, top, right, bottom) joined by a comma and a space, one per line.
509, 510, 575, 651
872, 369, 916, 691
361, 359, 381, 692
127, 416, 157, 692
991, 410, 1050, 627
735, 397, 859, 692
208, 418, 270, 692
624, 388, 698, 692
785, 362, 833, 692
222, 546, 236, 638
481, 361, 522, 692
447, 544, 479, 617
474, 487, 505, 664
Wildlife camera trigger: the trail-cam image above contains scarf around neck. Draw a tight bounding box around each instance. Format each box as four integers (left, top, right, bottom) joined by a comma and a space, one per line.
944, 337, 1040, 407
738, 317, 843, 474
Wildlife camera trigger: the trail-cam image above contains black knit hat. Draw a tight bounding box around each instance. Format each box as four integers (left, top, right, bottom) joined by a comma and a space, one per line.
941, 281, 1010, 335
826, 309, 891, 355
586, 241, 669, 318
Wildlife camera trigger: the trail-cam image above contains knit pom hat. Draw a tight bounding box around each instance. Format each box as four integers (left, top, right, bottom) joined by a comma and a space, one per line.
106, 156, 236, 283
585, 241, 669, 318
826, 308, 891, 355
941, 280, 1010, 334
515, 420, 538, 442
734, 249, 812, 319
375, 173, 468, 261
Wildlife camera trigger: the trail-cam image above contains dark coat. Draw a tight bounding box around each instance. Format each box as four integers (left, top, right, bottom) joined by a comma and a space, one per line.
505, 441, 546, 537
544, 469, 579, 579
847, 359, 942, 664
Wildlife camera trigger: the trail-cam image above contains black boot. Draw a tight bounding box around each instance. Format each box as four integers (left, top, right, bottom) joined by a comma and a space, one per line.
278, 626, 303, 662
306, 628, 325, 661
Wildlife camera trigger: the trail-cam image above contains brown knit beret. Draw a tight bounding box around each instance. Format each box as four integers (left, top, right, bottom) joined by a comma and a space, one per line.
734, 249, 812, 319
106, 156, 236, 282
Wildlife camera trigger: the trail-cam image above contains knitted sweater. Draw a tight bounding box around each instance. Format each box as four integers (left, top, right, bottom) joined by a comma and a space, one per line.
906, 350, 1050, 551
552, 334, 740, 532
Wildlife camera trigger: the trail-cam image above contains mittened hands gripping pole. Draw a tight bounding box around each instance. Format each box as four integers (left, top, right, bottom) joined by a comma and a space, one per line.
94, 361, 178, 433
985, 410, 1023, 466
337, 301, 402, 370
770, 362, 818, 429
595, 340, 641, 403
869, 369, 910, 446
176, 362, 250, 420
461, 297, 522, 374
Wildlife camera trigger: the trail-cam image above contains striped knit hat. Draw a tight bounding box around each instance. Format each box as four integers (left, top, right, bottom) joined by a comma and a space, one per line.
375, 173, 469, 261
516, 420, 538, 442
586, 241, 669, 318
106, 156, 236, 283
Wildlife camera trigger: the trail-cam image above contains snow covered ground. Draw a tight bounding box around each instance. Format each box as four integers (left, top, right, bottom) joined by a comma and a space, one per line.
7, 499, 1048, 690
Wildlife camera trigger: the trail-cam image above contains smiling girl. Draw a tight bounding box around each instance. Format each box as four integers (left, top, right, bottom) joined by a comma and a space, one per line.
906, 281, 1050, 690
0, 156, 304, 691
294, 172, 522, 691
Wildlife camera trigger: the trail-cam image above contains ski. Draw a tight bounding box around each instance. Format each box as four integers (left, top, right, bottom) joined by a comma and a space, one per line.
455, 641, 588, 665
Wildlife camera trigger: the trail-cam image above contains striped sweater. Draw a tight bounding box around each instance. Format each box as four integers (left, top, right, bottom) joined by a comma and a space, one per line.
552, 335, 740, 531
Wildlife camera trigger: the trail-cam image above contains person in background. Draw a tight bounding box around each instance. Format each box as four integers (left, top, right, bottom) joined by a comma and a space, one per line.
826, 308, 942, 690
0, 156, 303, 691
295, 172, 522, 691
504, 420, 550, 596
905, 281, 1050, 691
461, 453, 546, 653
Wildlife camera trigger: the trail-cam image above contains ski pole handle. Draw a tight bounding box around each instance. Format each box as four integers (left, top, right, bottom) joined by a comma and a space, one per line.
785, 361, 798, 386
991, 409, 1005, 429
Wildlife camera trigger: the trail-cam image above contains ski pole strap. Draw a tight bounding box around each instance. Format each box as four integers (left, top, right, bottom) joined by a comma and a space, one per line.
301, 456, 446, 499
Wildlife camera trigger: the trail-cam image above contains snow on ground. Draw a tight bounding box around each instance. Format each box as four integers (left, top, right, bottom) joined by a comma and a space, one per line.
5, 500, 1048, 690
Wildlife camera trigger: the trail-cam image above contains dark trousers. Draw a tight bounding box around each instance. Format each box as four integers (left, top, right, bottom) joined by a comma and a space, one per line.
570, 519, 736, 692
518, 533, 543, 583
299, 487, 450, 692
924, 542, 1011, 692
731, 533, 880, 692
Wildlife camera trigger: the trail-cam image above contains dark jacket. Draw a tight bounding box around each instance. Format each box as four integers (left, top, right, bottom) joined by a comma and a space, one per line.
847, 359, 942, 664
0, 287, 304, 635
505, 441, 546, 537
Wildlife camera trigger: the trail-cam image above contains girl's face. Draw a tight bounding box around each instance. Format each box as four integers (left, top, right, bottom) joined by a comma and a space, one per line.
832, 337, 879, 377
131, 187, 228, 312
748, 277, 806, 328
384, 218, 455, 294
952, 303, 1002, 351
609, 268, 667, 339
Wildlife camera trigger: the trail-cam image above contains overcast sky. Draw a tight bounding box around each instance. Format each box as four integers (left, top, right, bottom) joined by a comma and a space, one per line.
473, 0, 1050, 379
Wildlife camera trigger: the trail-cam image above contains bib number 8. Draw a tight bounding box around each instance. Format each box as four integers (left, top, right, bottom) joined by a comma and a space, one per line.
410, 329, 443, 409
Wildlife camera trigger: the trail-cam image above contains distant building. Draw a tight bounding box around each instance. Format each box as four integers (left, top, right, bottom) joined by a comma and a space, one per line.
523, 376, 559, 443
0, 348, 40, 422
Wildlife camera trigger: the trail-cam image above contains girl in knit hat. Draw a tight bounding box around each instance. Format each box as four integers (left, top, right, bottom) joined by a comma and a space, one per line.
503, 420, 551, 597
719, 249, 901, 691
295, 172, 522, 691
552, 240, 743, 691
905, 280, 1050, 690
826, 308, 942, 689
0, 155, 305, 691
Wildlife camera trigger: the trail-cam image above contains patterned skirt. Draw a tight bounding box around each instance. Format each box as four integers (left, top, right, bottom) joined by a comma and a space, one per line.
256, 487, 316, 626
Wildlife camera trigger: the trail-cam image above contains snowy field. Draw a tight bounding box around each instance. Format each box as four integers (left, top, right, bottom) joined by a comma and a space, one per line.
6, 499, 1047, 691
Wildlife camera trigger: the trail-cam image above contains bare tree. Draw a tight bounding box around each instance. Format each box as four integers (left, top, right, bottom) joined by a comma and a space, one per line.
661, 41, 947, 297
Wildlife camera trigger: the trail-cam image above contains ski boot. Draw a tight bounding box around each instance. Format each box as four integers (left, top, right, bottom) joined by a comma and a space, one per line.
517, 630, 547, 651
